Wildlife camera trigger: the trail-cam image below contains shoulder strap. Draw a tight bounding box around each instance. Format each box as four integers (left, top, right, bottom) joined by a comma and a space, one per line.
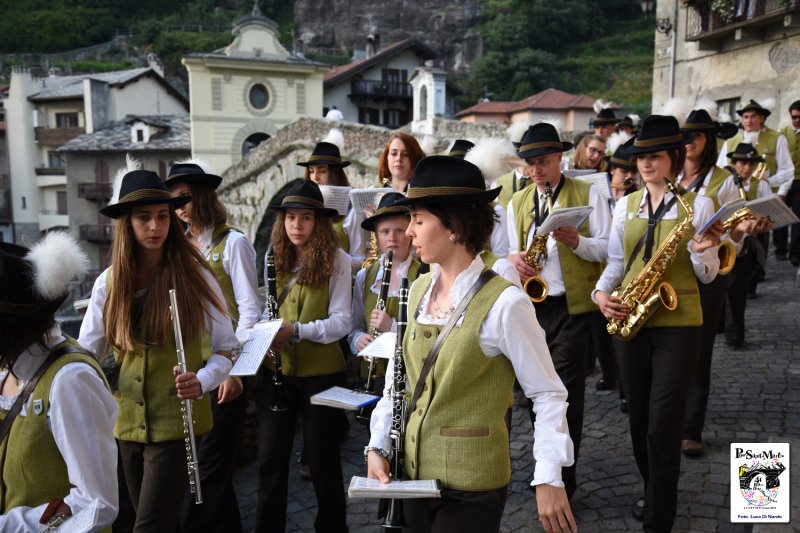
0, 344, 93, 445
407, 269, 497, 418
276, 273, 300, 308
622, 194, 679, 278
209, 227, 233, 250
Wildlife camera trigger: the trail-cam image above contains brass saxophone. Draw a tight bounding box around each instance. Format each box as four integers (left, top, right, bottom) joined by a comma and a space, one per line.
521, 182, 552, 302
716, 163, 766, 275
606, 178, 693, 341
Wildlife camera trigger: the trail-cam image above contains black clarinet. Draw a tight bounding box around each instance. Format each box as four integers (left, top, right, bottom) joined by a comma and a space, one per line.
381, 277, 409, 530
265, 245, 287, 412
355, 251, 393, 424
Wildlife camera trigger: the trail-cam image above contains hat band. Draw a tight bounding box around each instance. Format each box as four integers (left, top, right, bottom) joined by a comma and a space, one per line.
308, 154, 342, 164
518, 141, 564, 153
731, 154, 761, 160
448, 150, 467, 156
407, 186, 486, 199
0, 301, 41, 313
683, 122, 715, 130
373, 206, 409, 218
609, 156, 634, 167
593, 118, 617, 124
633, 133, 684, 148
282, 195, 326, 209
117, 189, 173, 204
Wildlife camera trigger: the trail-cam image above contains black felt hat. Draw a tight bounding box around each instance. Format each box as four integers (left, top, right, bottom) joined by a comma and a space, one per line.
727, 143, 766, 163
101, 170, 190, 219
736, 99, 771, 118
620, 115, 695, 156
0, 233, 88, 325
592, 108, 619, 126
395, 156, 501, 206
297, 142, 351, 168
681, 109, 719, 133
361, 192, 409, 232
605, 138, 637, 172
516, 124, 573, 159
164, 162, 223, 190
270, 180, 339, 217
447, 139, 475, 158
717, 122, 740, 140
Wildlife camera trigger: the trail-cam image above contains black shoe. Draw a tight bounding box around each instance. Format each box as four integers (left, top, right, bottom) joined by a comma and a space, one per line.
726, 338, 744, 348
620, 399, 629, 414
632, 498, 645, 521
596, 379, 615, 391
776, 252, 788, 260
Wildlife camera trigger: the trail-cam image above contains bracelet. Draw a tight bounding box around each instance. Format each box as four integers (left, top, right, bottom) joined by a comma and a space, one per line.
363, 446, 392, 463
291, 321, 301, 344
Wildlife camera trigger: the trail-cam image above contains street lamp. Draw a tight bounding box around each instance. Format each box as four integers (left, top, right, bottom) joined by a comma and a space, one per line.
641, 0, 656, 17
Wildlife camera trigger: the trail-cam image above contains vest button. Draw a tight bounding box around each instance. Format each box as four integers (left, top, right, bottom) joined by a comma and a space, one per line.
417, 409, 423, 416
411, 461, 415, 469
137, 401, 144, 406
134, 376, 142, 382
411, 435, 415, 443
423, 330, 432, 338
138, 423, 145, 429
423, 383, 428, 391
291, 298, 297, 303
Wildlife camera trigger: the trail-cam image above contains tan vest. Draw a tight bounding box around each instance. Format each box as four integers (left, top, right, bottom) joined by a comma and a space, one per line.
206, 224, 240, 328
403, 272, 516, 491
701, 166, 732, 211
621, 189, 702, 327
496, 171, 531, 210
727, 128, 781, 187
511, 176, 603, 314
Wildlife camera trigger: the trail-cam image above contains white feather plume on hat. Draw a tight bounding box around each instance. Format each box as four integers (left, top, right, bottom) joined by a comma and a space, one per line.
26, 232, 89, 300
322, 128, 345, 151
593, 99, 615, 114
658, 97, 692, 125
759, 97, 776, 111
464, 138, 518, 186
173, 157, 211, 174
606, 131, 633, 155
418, 135, 437, 156
627, 114, 641, 126
693, 98, 719, 121
109, 154, 141, 206
506, 120, 529, 143
718, 110, 732, 123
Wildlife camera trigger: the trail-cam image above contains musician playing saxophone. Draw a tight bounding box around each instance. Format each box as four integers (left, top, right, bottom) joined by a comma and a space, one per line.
506, 123, 611, 499
593, 116, 721, 531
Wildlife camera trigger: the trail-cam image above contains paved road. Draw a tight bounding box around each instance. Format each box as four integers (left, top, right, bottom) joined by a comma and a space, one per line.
233, 255, 799, 532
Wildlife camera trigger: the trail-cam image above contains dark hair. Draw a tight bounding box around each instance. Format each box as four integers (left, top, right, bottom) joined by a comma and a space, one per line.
668, 147, 687, 179
693, 131, 719, 178
187, 181, 228, 235
413, 203, 498, 254
304, 164, 350, 187
790, 100, 800, 112
0, 316, 57, 374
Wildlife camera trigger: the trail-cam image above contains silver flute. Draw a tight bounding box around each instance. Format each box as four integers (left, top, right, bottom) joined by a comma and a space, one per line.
169, 289, 203, 504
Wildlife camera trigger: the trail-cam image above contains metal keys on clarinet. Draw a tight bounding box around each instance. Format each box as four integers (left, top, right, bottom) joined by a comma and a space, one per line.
168, 289, 203, 504
265, 245, 288, 412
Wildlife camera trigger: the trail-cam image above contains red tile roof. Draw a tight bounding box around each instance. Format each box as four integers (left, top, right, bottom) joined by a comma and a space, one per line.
456, 88, 596, 118
455, 101, 514, 117
323, 38, 438, 87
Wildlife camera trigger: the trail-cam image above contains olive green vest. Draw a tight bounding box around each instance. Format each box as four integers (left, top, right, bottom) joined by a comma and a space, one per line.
403, 272, 516, 491
479, 250, 499, 269
0, 339, 108, 522
333, 216, 349, 251
496, 171, 531, 210
781, 126, 800, 181
206, 224, 239, 329
264, 271, 346, 378
745, 177, 763, 201
107, 274, 212, 442
360, 257, 421, 378
621, 189, 702, 327
511, 176, 603, 315
727, 128, 781, 187
701, 166, 732, 211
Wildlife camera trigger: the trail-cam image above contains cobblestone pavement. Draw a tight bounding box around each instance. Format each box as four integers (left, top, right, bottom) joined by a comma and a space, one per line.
233, 255, 799, 532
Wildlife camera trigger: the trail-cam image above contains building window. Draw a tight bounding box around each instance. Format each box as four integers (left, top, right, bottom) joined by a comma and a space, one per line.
48, 151, 65, 169
249, 84, 269, 110
384, 109, 403, 129
57, 190, 68, 215
136, 129, 144, 142
55, 112, 79, 128
358, 107, 381, 126
242, 133, 271, 156
717, 97, 741, 123
419, 85, 428, 120
95, 160, 109, 182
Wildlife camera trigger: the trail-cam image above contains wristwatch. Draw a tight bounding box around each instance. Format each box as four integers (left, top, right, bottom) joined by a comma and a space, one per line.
364, 446, 392, 463
291, 321, 301, 344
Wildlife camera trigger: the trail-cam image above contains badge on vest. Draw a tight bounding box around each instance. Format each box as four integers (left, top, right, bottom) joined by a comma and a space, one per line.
33, 399, 43, 416
628, 212, 636, 220
212, 252, 220, 262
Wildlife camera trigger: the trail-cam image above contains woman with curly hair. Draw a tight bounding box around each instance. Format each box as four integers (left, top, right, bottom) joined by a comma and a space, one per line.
256, 179, 352, 533
378, 132, 426, 192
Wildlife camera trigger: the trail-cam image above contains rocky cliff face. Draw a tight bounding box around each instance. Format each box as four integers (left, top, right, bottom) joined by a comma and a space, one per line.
294, 0, 483, 74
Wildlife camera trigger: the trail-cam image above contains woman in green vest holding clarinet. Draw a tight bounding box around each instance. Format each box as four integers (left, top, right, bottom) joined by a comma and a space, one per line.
594, 115, 721, 530
258, 179, 351, 533
0, 233, 118, 531
79, 160, 238, 533
366, 155, 576, 533
165, 160, 260, 533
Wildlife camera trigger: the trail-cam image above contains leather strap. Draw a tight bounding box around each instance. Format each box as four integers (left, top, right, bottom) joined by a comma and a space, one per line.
407, 269, 497, 418
276, 274, 300, 309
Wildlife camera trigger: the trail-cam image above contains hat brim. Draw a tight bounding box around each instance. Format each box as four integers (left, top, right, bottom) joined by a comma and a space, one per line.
736, 109, 771, 118
165, 173, 223, 190
361, 207, 409, 232
270, 202, 339, 218
517, 142, 573, 160
605, 155, 637, 172
619, 131, 695, 156
394, 186, 501, 207
100, 196, 190, 219
680, 123, 720, 134
0, 294, 67, 325
727, 154, 766, 163
297, 160, 351, 168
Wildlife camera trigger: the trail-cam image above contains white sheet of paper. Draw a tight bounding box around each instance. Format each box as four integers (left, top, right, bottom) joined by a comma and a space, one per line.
318, 185, 351, 216
745, 195, 800, 229
537, 206, 594, 235
348, 476, 441, 499
357, 331, 397, 360
349, 188, 394, 221
574, 172, 612, 201
563, 169, 597, 178
310, 386, 380, 410
230, 320, 283, 376
53, 499, 99, 533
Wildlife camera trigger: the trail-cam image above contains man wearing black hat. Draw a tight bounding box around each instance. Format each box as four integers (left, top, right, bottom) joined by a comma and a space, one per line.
779, 99, 800, 265
592, 108, 619, 141
718, 100, 795, 258
506, 123, 611, 498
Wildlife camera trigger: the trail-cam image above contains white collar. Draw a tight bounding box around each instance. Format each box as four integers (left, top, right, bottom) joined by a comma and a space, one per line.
421, 255, 487, 324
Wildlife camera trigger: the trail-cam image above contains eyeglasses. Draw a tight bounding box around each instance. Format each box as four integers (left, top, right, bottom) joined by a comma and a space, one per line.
587, 147, 605, 156
791, 115, 800, 121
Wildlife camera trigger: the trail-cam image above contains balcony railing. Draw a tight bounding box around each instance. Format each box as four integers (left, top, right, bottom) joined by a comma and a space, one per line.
80, 224, 113, 243
35, 167, 66, 176
350, 79, 413, 99
34, 126, 85, 146
78, 182, 113, 201
686, 0, 799, 41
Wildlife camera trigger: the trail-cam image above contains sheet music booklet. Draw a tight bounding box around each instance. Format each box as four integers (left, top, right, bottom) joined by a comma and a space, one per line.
230, 320, 283, 376
357, 332, 396, 360
348, 476, 442, 499
318, 185, 351, 216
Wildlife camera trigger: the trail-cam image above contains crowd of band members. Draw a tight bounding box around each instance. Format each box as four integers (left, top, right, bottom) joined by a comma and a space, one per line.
1, 97, 798, 533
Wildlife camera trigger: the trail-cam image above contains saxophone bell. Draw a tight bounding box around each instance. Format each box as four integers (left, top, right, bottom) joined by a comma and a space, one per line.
717, 240, 737, 276
523, 275, 548, 302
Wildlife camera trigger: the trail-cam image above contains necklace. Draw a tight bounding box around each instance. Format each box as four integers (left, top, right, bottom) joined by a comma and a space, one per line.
431, 288, 455, 319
